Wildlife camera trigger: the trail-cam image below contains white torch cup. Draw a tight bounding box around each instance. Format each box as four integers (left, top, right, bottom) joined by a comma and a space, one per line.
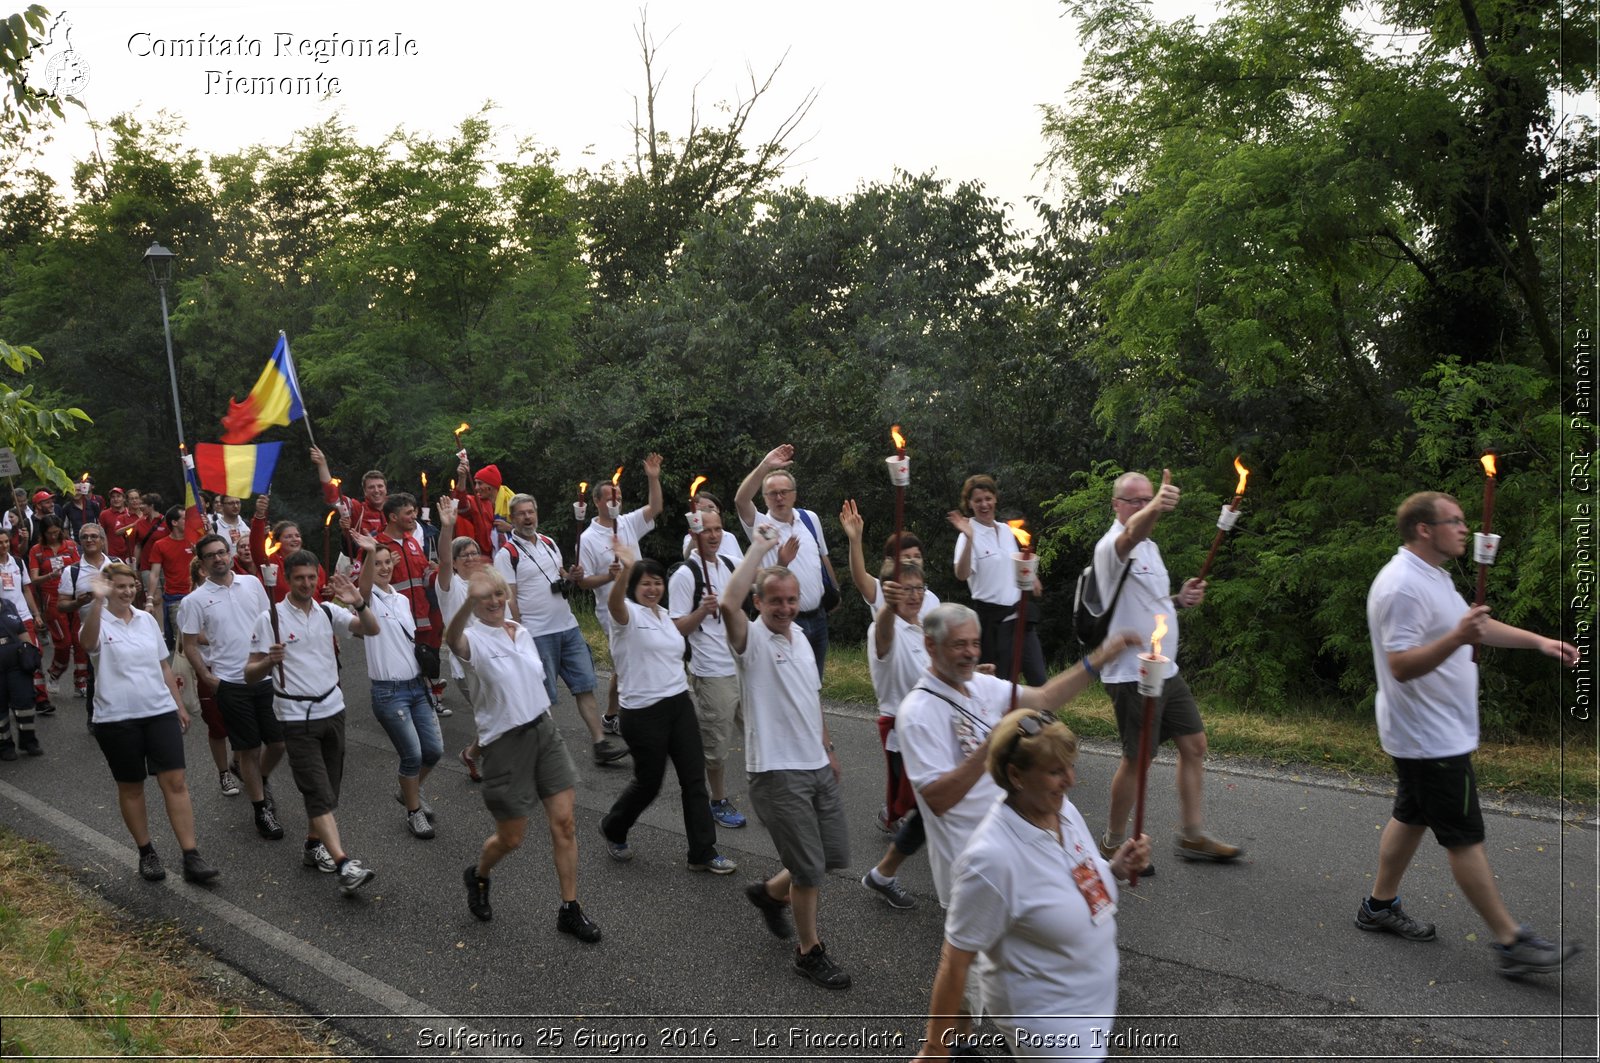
885, 455, 910, 487
607, 502, 621, 520
1473, 532, 1501, 565
573, 502, 587, 521
420, 507, 431, 523
686, 510, 704, 534
262, 563, 278, 588
1012, 552, 1038, 590
456, 448, 468, 465
1137, 654, 1170, 697
1217, 505, 1240, 531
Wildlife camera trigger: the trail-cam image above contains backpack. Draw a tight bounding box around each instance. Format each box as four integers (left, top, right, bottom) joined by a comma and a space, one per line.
1073, 555, 1133, 651
667, 555, 757, 662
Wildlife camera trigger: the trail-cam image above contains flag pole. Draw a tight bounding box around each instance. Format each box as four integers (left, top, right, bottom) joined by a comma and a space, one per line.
277, 331, 319, 450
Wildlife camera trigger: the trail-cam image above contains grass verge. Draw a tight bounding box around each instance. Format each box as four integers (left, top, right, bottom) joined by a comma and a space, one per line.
0, 829, 345, 1060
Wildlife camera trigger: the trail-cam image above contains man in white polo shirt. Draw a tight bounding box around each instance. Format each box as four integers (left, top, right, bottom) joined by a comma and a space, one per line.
734, 443, 841, 681
577, 454, 664, 735
669, 509, 746, 829
181, 534, 284, 841
897, 603, 1139, 908
720, 526, 850, 990
245, 551, 380, 897
1360, 491, 1579, 978
498, 493, 625, 766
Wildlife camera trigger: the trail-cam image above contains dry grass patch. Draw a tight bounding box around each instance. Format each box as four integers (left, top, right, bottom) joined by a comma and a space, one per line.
0, 830, 345, 1060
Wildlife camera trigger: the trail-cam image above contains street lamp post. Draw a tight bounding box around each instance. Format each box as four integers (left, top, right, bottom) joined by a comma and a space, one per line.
142, 241, 185, 450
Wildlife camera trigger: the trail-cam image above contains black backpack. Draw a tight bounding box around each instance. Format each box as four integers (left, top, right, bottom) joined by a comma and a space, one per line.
1072, 556, 1133, 651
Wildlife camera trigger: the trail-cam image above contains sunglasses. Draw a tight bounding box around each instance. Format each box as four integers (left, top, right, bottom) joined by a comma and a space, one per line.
1004, 712, 1058, 766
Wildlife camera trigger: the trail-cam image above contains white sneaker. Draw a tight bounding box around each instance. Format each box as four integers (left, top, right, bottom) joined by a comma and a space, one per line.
218, 770, 242, 797
337, 857, 376, 895
302, 842, 336, 873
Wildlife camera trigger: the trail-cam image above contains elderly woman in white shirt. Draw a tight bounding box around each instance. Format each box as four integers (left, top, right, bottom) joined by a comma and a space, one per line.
916, 710, 1149, 1061
598, 540, 734, 875
80, 563, 220, 886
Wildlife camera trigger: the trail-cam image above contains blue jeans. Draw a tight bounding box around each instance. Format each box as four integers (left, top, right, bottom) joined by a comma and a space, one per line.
533, 625, 597, 704
370, 677, 443, 777
796, 608, 829, 682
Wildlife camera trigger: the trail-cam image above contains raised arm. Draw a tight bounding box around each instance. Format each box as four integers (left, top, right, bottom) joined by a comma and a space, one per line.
435, 498, 459, 593
641, 453, 664, 523
1019, 631, 1143, 713
948, 509, 974, 581
734, 444, 792, 530
839, 500, 877, 603
720, 524, 776, 654
1115, 468, 1179, 562
76, 574, 110, 653
872, 582, 902, 661
607, 539, 633, 626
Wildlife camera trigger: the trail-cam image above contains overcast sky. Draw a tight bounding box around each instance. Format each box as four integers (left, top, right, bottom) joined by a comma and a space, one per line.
26, 0, 1228, 228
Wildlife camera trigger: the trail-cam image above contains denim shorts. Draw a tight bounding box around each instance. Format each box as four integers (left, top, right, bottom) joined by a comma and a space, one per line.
533, 625, 597, 703
370, 676, 444, 777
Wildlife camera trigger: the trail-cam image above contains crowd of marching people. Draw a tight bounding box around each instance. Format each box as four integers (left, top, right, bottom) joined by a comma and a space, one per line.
0, 441, 1581, 1060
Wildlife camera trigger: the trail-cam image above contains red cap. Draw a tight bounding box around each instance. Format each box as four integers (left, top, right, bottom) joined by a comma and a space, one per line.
110, 487, 125, 496
31, 490, 51, 503
474, 464, 502, 489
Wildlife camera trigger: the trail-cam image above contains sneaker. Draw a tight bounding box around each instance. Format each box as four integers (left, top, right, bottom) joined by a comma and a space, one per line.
181, 851, 220, 885
875, 805, 894, 834
261, 781, 277, 815
46, 672, 62, 696
593, 738, 629, 765
18, 733, 40, 757
406, 807, 436, 840
861, 871, 916, 910
1355, 898, 1436, 942
556, 900, 602, 943
1492, 926, 1582, 977
745, 881, 793, 939
688, 854, 738, 875
602, 830, 633, 862
0, 738, 15, 761
218, 770, 242, 797
73, 685, 86, 699
1098, 834, 1154, 876
394, 791, 435, 821
254, 806, 285, 841
463, 865, 491, 921
337, 858, 376, 896
33, 699, 54, 716
601, 714, 621, 735
793, 942, 851, 989
435, 702, 453, 717
138, 849, 165, 882
303, 842, 336, 873
711, 798, 747, 829
459, 746, 482, 782
1175, 829, 1242, 863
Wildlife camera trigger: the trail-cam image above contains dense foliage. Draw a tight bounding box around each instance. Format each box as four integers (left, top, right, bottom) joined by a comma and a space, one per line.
0, 1, 1590, 736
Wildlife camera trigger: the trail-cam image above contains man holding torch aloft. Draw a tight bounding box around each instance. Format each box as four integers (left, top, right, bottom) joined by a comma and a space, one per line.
1094, 469, 1243, 869
1359, 491, 1579, 977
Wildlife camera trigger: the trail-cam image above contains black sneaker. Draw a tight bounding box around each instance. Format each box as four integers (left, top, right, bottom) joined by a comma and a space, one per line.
261, 780, 277, 815
745, 881, 793, 939
18, 733, 40, 756
593, 738, 629, 765
601, 714, 621, 735
793, 942, 851, 989
181, 851, 220, 885
0, 738, 15, 761
254, 806, 285, 840
557, 901, 602, 943
138, 849, 166, 882
1355, 898, 1436, 942
464, 866, 492, 921
33, 699, 54, 716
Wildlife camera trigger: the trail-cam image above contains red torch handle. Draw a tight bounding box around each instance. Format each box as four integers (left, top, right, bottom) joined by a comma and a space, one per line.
1197, 529, 1226, 582
268, 604, 286, 687
1129, 693, 1158, 888
1008, 587, 1028, 714
1472, 482, 1495, 663
892, 484, 905, 583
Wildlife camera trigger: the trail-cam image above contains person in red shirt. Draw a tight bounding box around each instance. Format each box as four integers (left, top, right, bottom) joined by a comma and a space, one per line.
310, 446, 386, 557
101, 488, 139, 561
248, 495, 327, 604
131, 493, 168, 575
451, 460, 508, 558
144, 507, 196, 652
29, 516, 83, 699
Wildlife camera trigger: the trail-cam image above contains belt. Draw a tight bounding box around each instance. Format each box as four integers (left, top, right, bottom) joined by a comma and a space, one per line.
798, 607, 826, 620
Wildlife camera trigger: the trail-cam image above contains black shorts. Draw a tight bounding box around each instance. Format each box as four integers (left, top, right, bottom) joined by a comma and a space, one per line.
283, 713, 346, 819
1108, 675, 1205, 759
215, 679, 282, 750
1392, 753, 1485, 849
94, 712, 186, 783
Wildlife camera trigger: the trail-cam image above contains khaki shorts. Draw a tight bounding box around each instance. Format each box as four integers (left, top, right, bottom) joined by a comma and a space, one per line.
690, 673, 742, 766
479, 715, 577, 822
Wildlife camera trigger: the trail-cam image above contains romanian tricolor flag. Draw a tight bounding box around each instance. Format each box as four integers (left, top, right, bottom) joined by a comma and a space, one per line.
220, 333, 306, 444
180, 449, 208, 543
194, 442, 282, 498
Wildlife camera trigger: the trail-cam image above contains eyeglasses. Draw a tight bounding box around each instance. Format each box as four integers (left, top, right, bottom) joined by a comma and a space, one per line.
1424, 517, 1467, 527
1114, 496, 1153, 506
763, 488, 795, 498
899, 585, 926, 596
200, 549, 228, 561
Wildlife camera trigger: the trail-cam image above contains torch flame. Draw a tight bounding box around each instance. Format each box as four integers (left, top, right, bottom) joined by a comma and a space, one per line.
1233, 456, 1250, 496
689, 475, 708, 499
579, 481, 588, 494
324, 510, 336, 527
1151, 613, 1169, 659
1481, 453, 1497, 478
890, 425, 907, 451
329, 477, 342, 491
420, 472, 428, 489
611, 466, 623, 487
1007, 518, 1031, 550
264, 533, 281, 558
453, 422, 471, 441
78, 471, 90, 483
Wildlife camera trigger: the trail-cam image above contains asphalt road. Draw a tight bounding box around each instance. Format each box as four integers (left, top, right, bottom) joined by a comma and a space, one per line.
1, 641, 1595, 1062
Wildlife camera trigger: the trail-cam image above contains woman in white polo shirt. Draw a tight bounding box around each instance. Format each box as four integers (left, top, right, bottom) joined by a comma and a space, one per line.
598, 541, 734, 874
947, 474, 1045, 685
916, 710, 1148, 1061
79, 564, 220, 886
351, 533, 443, 840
